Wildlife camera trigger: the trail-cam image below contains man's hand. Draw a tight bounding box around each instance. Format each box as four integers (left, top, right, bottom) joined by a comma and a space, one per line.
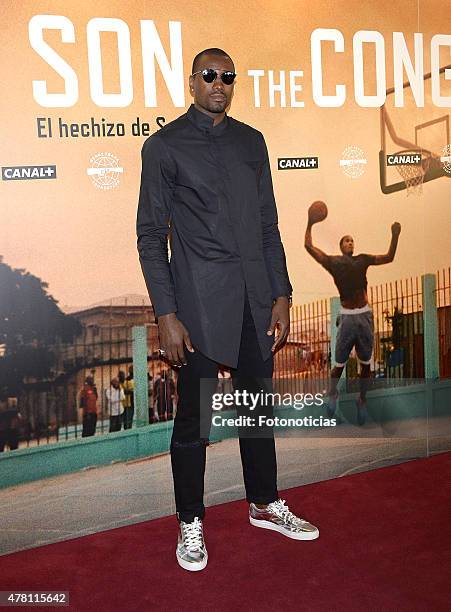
391, 222, 401, 237
158, 313, 194, 367
267, 296, 290, 353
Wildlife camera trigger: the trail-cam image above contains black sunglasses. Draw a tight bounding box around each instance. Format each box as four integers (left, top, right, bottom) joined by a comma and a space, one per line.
191, 68, 236, 85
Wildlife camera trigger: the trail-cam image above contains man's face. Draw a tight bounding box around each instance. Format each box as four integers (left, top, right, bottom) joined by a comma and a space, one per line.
340, 235, 354, 255
189, 53, 235, 116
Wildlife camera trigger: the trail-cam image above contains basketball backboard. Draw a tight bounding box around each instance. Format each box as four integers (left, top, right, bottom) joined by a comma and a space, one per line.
380, 65, 451, 194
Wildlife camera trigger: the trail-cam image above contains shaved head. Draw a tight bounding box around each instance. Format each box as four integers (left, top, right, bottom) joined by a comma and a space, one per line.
192, 48, 234, 74
339, 235, 354, 255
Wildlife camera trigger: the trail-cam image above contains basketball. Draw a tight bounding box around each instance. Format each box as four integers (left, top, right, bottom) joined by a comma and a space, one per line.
308, 201, 328, 224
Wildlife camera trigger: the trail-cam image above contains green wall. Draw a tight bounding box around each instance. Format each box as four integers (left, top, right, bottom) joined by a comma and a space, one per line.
1, 380, 449, 489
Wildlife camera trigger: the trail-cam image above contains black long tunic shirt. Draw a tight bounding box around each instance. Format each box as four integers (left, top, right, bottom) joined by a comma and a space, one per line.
136, 104, 292, 368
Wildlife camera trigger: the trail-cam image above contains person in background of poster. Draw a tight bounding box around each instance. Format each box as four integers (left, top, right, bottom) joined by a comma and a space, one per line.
147, 372, 156, 423
304, 203, 401, 424
153, 369, 176, 421
137, 47, 319, 573
217, 366, 233, 397
106, 378, 125, 433
123, 366, 135, 429
78, 376, 98, 437
118, 369, 126, 399
0, 398, 22, 452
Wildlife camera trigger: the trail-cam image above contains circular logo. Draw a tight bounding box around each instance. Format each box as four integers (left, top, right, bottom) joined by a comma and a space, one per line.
441, 144, 451, 175
87, 153, 123, 190
340, 146, 367, 178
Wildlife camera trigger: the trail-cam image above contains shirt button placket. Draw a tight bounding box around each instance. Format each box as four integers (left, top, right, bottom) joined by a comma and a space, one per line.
216, 134, 240, 257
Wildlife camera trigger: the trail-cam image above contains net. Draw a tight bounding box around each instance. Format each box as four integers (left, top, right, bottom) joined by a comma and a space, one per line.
393, 150, 432, 196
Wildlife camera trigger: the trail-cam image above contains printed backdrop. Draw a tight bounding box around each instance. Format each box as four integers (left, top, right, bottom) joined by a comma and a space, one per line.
1, 0, 450, 310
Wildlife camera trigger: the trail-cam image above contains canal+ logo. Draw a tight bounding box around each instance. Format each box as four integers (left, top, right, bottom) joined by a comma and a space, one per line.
278, 157, 319, 170
2, 165, 57, 181
386, 153, 422, 166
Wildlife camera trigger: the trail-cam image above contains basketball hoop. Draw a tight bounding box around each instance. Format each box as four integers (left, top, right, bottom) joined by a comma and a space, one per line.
393, 149, 431, 196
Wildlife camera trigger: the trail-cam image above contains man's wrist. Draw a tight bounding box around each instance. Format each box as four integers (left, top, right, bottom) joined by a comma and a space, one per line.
273, 295, 292, 308
157, 312, 177, 324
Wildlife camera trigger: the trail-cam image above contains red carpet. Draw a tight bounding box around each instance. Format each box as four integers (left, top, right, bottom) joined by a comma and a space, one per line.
1, 453, 450, 611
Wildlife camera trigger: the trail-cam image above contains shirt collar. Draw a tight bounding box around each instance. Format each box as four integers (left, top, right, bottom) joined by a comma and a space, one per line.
187, 104, 229, 135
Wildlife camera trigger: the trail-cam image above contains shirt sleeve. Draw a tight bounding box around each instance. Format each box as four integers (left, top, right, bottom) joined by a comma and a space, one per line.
320, 255, 334, 273
361, 254, 377, 266
136, 133, 178, 317
257, 132, 293, 300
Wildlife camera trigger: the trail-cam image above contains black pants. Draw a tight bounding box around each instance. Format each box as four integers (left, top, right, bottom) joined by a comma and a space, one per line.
171, 292, 278, 523
0, 429, 19, 452
109, 415, 123, 432
82, 412, 97, 437
123, 406, 134, 429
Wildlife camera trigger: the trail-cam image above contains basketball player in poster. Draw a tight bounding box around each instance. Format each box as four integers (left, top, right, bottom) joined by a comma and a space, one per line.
304, 201, 401, 425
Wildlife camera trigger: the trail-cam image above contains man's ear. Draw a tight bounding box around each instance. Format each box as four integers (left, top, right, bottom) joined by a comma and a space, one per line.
189, 76, 194, 97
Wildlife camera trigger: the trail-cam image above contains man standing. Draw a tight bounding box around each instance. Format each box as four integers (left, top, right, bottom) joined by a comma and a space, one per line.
123, 366, 135, 430
153, 369, 176, 422
79, 376, 98, 437
106, 377, 125, 433
304, 210, 401, 424
137, 48, 319, 572
0, 399, 22, 451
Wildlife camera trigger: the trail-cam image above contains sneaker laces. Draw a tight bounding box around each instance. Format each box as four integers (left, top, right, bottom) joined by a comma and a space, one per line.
267, 499, 306, 526
181, 517, 204, 551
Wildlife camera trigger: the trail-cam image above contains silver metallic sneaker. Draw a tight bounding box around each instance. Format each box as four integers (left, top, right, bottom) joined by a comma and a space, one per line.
249, 499, 319, 540
176, 517, 208, 571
